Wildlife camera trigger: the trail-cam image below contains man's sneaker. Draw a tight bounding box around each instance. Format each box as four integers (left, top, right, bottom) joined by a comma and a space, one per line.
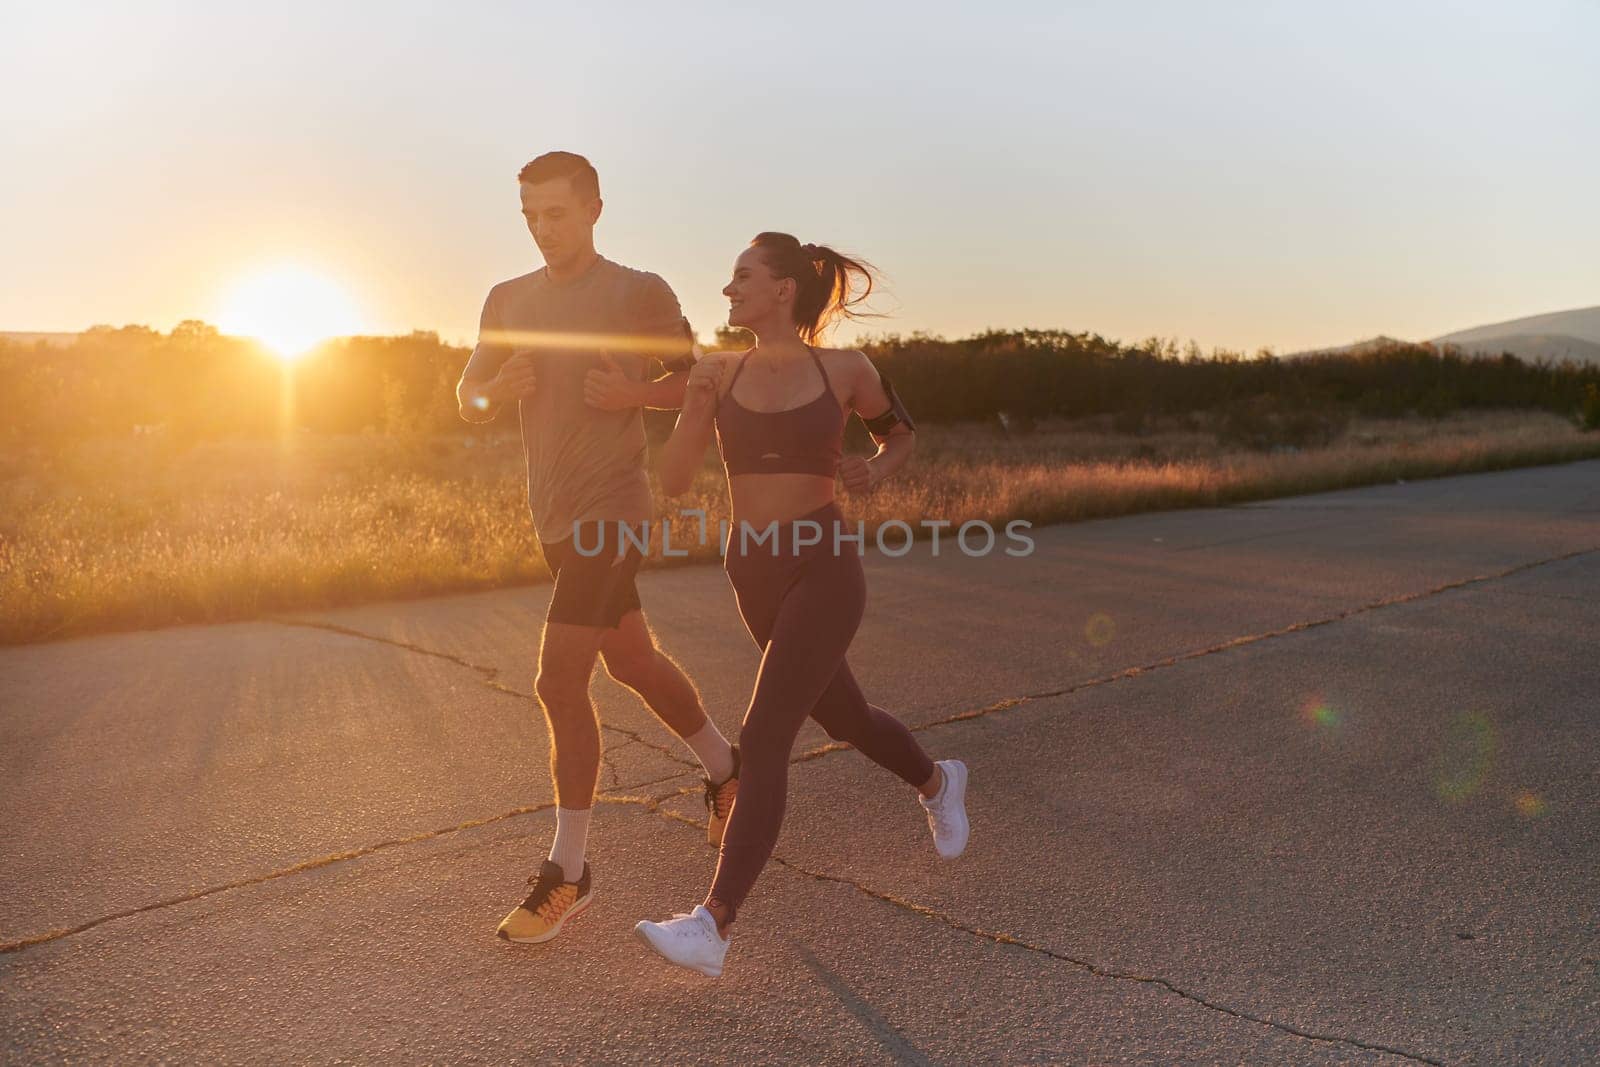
496, 859, 592, 943
633, 904, 729, 977
919, 759, 969, 859
703, 744, 741, 848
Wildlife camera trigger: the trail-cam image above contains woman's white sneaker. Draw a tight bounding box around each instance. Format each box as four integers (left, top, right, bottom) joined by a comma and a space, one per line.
919, 759, 969, 859
633, 904, 729, 977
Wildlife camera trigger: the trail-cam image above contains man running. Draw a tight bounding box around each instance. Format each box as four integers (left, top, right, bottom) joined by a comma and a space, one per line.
456, 151, 740, 944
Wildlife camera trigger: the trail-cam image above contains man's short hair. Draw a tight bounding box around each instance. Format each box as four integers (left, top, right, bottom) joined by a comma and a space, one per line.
517, 151, 600, 201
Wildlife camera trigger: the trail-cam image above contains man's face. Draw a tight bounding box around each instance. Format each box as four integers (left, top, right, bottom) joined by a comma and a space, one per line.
519, 177, 601, 270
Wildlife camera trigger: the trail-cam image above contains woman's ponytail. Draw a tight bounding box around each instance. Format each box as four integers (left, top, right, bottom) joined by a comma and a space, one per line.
750, 232, 879, 343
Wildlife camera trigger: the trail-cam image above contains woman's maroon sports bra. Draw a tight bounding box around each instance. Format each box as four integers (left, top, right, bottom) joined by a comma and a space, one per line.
715, 345, 845, 477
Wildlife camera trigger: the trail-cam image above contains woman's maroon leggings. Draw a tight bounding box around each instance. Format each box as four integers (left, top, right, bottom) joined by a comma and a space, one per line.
707, 501, 935, 926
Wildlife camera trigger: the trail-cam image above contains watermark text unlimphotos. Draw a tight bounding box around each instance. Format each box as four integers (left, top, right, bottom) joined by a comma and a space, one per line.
573, 510, 1035, 559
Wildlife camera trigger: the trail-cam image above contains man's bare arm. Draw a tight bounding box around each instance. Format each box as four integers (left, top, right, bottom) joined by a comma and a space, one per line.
583, 362, 691, 411
458, 288, 521, 423
638, 369, 691, 410
459, 352, 537, 422
457, 377, 498, 422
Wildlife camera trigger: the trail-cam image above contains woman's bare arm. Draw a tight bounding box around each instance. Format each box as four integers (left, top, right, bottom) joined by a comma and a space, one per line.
657, 354, 732, 496
840, 350, 916, 492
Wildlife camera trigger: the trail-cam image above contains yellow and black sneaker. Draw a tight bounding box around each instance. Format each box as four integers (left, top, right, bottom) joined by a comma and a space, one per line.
496, 860, 592, 944
703, 745, 741, 848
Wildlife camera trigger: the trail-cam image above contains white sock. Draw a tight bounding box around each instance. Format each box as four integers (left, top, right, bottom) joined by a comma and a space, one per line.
684, 720, 736, 784
548, 806, 592, 882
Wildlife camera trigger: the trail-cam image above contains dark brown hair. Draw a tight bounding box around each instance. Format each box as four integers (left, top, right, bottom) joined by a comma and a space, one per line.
750, 232, 879, 344
517, 151, 600, 201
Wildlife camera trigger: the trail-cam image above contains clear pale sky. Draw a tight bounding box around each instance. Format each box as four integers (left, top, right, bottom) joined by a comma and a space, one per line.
3, 0, 1596, 353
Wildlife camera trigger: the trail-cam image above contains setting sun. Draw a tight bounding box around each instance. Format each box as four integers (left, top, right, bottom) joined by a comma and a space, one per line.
216, 265, 364, 359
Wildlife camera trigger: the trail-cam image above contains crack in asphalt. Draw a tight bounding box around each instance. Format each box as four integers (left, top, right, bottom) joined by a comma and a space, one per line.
268, 618, 527, 696
767, 854, 1442, 1066
613, 793, 1441, 1064
0, 771, 698, 956
10, 543, 1591, 1059
0, 801, 561, 955
599, 747, 621, 791
274, 542, 1593, 784
265, 618, 699, 771
599, 736, 649, 791
785, 543, 1598, 766
601, 722, 699, 770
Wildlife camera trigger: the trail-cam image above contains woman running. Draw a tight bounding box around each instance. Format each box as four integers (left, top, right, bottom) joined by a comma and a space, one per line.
633, 232, 970, 977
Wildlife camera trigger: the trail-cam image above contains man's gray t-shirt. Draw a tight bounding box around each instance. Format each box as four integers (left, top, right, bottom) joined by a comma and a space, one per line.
459, 256, 690, 543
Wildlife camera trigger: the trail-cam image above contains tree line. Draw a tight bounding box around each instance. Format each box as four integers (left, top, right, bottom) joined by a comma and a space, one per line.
5, 321, 1597, 453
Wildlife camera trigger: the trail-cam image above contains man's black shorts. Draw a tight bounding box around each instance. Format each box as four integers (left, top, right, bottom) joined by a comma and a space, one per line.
538, 521, 646, 629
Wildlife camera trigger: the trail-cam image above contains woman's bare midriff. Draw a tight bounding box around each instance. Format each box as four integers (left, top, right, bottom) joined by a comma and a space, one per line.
727, 473, 837, 530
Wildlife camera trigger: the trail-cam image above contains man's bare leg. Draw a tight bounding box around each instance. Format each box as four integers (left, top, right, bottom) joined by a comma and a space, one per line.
599, 609, 735, 784
598, 609, 708, 737
494, 617, 609, 942
535, 619, 608, 881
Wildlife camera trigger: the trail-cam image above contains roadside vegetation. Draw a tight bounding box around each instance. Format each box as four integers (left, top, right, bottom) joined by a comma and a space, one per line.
3, 325, 1596, 645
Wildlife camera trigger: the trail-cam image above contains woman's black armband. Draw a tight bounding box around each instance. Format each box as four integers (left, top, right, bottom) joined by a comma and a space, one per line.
861, 372, 916, 434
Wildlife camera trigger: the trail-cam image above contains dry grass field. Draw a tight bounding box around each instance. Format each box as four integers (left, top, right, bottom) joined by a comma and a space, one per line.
3, 409, 1596, 645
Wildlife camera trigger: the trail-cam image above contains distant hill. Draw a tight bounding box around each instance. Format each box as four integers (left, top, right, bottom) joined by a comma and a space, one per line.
1427, 306, 1600, 367
1287, 305, 1600, 367
1433, 306, 1600, 347
1433, 332, 1600, 366
1285, 335, 1409, 359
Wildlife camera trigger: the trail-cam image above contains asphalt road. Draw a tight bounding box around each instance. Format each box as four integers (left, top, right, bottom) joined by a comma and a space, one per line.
3, 460, 1598, 1065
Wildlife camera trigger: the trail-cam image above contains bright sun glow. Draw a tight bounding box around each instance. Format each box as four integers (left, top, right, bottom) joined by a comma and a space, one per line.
216, 265, 364, 359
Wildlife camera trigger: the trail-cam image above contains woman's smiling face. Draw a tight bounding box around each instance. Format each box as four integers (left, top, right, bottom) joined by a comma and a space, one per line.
722, 247, 790, 331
